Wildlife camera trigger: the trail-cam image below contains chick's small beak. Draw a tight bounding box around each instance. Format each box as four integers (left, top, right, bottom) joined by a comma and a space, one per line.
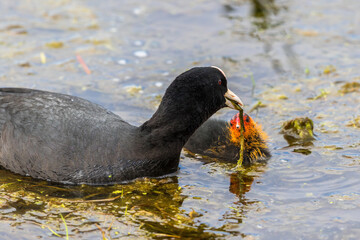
225, 89, 244, 110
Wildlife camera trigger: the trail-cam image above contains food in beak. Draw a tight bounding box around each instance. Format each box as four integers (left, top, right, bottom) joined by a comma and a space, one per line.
225, 89, 243, 110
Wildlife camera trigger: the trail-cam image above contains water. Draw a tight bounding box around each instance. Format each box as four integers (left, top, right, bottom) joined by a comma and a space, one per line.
0, 0, 359, 239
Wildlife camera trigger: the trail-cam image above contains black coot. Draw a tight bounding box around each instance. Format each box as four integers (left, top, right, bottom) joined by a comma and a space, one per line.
0, 67, 243, 185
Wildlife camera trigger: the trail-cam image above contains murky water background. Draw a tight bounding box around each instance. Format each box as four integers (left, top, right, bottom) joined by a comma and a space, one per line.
0, 0, 360, 239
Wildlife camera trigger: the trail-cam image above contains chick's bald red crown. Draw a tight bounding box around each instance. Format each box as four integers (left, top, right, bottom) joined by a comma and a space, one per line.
229, 113, 269, 143
230, 113, 253, 130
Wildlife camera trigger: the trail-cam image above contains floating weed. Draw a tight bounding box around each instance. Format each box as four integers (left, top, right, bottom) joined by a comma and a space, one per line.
280, 117, 315, 146
42, 213, 69, 239
309, 89, 329, 100
112, 188, 124, 198
323, 65, 336, 74
95, 223, 108, 240
339, 82, 360, 94
45, 41, 64, 49
228, 102, 245, 169
152, 233, 181, 238
18, 61, 31, 67
250, 73, 256, 95
319, 121, 339, 134
250, 73, 256, 88
188, 208, 201, 218
124, 205, 128, 216
249, 101, 267, 113
43, 224, 62, 238
124, 85, 143, 96
40, 52, 46, 64
346, 116, 360, 128
60, 213, 69, 240
278, 94, 288, 100
296, 29, 319, 37
228, 206, 241, 217
293, 148, 312, 155
67, 194, 123, 203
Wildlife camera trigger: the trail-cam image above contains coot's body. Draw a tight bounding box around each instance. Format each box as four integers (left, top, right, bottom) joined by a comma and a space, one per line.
0, 88, 172, 184
0, 67, 243, 184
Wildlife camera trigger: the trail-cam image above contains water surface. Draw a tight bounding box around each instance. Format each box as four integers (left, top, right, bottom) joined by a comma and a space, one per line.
0, 0, 359, 239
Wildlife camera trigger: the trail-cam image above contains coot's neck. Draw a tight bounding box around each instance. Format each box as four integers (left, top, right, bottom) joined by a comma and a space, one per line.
139, 104, 211, 152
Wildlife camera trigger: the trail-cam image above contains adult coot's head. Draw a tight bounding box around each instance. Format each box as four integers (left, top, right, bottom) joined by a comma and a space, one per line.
164, 66, 242, 112
142, 66, 243, 145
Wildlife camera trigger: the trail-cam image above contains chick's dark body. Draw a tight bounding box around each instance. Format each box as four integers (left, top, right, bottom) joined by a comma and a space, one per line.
185, 117, 271, 166
185, 119, 240, 162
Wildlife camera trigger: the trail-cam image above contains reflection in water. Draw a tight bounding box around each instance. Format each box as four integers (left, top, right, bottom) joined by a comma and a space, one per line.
222, 0, 302, 74
0, 170, 188, 238
219, 166, 266, 239
0, 161, 266, 238
251, 0, 280, 30
223, 0, 281, 30
252, 0, 278, 17
229, 172, 255, 197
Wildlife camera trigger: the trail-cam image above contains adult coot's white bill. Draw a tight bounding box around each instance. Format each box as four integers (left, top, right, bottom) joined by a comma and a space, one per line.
0, 67, 243, 185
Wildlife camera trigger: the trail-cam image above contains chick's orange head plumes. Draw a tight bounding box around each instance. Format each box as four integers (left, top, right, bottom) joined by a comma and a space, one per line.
229, 113, 269, 161
229, 113, 268, 142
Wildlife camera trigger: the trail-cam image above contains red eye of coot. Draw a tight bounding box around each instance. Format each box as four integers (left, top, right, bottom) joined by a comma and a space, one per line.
218, 80, 222, 85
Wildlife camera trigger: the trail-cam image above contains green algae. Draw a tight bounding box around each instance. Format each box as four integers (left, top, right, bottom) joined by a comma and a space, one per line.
280, 117, 315, 146
339, 82, 360, 94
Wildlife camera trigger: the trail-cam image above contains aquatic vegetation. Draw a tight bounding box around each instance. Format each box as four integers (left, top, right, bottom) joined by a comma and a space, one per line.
124, 85, 143, 95
309, 89, 329, 100
323, 65, 336, 75
280, 117, 315, 145
347, 116, 360, 128
45, 41, 64, 49
339, 82, 360, 94
229, 101, 245, 168
40, 52, 47, 64
249, 101, 267, 113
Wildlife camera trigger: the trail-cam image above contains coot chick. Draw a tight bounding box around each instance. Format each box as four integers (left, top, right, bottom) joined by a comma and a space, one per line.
0, 67, 243, 185
184, 113, 270, 166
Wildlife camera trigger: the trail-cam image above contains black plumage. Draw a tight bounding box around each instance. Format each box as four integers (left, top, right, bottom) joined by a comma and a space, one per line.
0, 67, 242, 185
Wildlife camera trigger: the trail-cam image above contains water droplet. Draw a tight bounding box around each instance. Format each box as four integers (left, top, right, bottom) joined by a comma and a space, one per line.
155, 82, 163, 87
280, 158, 290, 163
117, 59, 127, 65
133, 7, 145, 15
133, 50, 148, 58
133, 40, 143, 46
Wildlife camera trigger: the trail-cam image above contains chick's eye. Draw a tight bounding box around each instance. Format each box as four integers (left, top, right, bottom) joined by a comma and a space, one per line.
218, 79, 222, 85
